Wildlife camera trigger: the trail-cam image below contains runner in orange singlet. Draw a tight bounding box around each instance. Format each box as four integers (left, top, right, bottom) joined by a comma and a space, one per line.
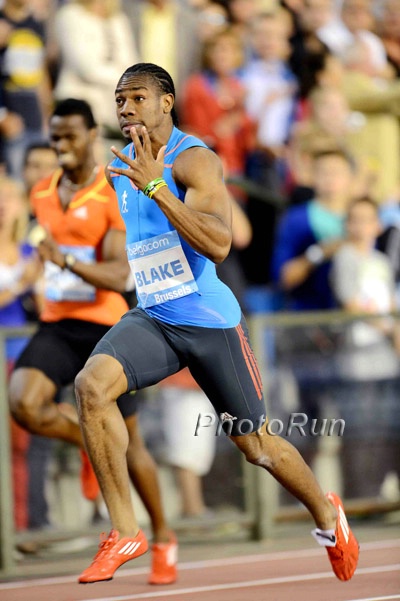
8, 99, 177, 585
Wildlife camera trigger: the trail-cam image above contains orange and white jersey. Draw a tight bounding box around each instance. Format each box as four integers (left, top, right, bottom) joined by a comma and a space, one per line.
31, 167, 128, 325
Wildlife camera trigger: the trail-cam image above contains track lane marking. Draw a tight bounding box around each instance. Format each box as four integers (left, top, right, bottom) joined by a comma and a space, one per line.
77, 564, 400, 601
1, 538, 399, 590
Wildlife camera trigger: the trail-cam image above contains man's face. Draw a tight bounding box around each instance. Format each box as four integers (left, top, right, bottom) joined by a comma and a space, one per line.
23, 147, 58, 194
114, 74, 172, 141
49, 114, 95, 170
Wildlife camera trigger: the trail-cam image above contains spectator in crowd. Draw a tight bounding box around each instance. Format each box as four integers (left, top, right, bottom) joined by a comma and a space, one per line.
300, 0, 347, 56
295, 49, 345, 119
339, 38, 400, 115
180, 27, 256, 184
339, 0, 393, 80
288, 85, 400, 204
228, 0, 265, 62
0, 89, 24, 175
377, 190, 400, 302
0, 0, 51, 178
296, 0, 336, 48
54, 0, 139, 142
8, 98, 177, 584
331, 196, 400, 499
270, 149, 357, 465
378, 0, 400, 77
272, 148, 356, 310
0, 175, 42, 530
23, 142, 59, 197
123, 0, 199, 94
242, 10, 298, 193
195, 1, 230, 43
287, 0, 330, 82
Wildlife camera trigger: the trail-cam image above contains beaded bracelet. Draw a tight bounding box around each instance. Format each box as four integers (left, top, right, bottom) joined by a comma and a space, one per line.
143, 177, 167, 198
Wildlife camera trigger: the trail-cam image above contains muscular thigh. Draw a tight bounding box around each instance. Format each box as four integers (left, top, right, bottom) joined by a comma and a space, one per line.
89, 308, 184, 391
185, 316, 266, 434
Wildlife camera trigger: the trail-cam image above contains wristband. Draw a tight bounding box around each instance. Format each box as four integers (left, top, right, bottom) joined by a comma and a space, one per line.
143, 178, 168, 198
148, 181, 168, 199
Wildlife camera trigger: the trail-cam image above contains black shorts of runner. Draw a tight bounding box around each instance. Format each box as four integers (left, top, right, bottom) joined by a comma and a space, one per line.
15, 319, 137, 419
90, 308, 266, 436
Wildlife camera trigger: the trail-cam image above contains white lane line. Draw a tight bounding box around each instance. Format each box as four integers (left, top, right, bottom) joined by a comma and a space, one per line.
345, 596, 400, 601
1, 537, 399, 590
78, 564, 400, 601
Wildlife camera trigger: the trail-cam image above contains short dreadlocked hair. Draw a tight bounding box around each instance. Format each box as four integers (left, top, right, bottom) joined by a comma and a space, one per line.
119, 63, 179, 126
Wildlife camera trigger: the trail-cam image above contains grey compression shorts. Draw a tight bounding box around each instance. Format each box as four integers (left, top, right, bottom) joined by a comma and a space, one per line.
90, 308, 266, 436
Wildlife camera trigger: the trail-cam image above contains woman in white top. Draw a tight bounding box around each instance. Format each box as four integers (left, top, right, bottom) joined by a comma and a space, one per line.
54, 0, 139, 135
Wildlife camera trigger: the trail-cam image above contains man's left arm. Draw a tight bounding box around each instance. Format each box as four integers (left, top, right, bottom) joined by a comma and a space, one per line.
153, 147, 233, 264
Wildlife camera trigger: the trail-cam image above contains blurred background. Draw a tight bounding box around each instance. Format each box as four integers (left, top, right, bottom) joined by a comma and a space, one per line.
0, 0, 400, 578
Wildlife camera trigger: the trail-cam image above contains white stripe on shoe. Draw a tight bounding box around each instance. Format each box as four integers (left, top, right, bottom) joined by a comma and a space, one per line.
118, 542, 141, 555
338, 505, 350, 544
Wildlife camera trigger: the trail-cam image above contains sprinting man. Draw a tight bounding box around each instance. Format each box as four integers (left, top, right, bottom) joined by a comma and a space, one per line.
8, 98, 177, 585
76, 63, 359, 584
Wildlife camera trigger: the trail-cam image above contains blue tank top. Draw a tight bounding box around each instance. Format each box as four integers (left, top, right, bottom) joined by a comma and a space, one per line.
110, 127, 241, 328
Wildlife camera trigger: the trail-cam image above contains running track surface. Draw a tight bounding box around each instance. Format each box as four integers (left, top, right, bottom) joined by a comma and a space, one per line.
1, 538, 399, 601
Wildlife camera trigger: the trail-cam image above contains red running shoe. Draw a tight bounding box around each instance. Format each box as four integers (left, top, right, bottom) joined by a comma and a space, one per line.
313, 492, 359, 581
148, 532, 178, 584
79, 449, 100, 501
78, 529, 148, 583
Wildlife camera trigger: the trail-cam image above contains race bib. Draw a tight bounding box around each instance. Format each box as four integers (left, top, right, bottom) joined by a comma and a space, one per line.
45, 245, 96, 302
126, 231, 198, 307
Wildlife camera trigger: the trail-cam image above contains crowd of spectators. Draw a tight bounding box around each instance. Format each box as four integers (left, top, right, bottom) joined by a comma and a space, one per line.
2, 0, 400, 251
1, 0, 400, 529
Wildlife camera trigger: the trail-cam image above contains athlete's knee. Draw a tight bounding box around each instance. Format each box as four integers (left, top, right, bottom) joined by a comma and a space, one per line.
75, 367, 103, 415
9, 383, 44, 432
235, 432, 279, 471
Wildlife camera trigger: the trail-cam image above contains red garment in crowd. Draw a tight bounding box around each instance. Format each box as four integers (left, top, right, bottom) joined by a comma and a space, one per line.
180, 73, 256, 177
